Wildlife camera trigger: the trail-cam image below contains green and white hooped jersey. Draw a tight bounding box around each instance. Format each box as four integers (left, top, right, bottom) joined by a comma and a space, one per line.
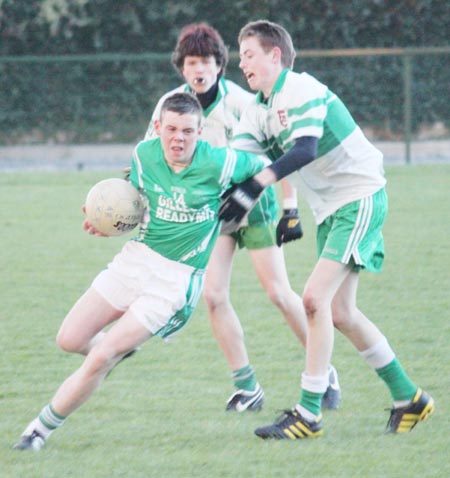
145, 78, 278, 227
232, 69, 386, 225
129, 138, 266, 269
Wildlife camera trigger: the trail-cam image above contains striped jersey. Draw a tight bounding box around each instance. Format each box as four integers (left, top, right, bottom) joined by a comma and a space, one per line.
129, 138, 266, 269
145, 77, 278, 226
232, 69, 386, 224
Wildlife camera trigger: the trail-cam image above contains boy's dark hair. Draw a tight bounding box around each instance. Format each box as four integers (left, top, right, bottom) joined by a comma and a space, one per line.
171, 23, 229, 76
238, 20, 296, 69
160, 92, 202, 121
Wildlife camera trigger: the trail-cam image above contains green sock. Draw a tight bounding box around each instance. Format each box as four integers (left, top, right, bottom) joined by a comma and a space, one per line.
232, 364, 257, 391
299, 389, 323, 417
376, 358, 417, 402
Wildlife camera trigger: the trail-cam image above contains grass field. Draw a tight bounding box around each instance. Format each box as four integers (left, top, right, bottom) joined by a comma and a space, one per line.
1, 165, 449, 478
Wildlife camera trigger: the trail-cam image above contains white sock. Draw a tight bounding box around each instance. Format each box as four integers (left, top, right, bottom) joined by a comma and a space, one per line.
25, 404, 66, 439
359, 337, 395, 369
295, 404, 317, 422
301, 372, 329, 393
327, 364, 340, 388
393, 399, 411, 408
22, 418, 52, 440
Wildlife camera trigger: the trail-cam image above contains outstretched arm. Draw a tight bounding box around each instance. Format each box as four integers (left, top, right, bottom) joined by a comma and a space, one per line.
258, 136, 318, 185
219, 136, 318, 225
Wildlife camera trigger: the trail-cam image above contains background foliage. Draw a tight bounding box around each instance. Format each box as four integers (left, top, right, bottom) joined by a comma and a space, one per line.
1, 0, 449, 54
0, 0, 449, 144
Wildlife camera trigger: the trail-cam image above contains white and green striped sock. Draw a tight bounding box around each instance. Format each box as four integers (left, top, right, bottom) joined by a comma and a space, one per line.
232, 364, 257, 392
32, 404, 66, 439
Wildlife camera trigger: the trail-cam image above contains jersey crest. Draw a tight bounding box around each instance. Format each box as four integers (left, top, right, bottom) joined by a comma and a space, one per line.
277, 109, 288, 127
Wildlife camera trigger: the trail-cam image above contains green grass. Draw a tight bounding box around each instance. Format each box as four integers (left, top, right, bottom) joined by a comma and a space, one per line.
1, 166, 449, 478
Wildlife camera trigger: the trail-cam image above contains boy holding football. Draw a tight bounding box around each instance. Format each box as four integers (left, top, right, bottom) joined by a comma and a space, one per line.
13, 92, 267, 451
145, 22, 341, 413
219, 20, 434, 439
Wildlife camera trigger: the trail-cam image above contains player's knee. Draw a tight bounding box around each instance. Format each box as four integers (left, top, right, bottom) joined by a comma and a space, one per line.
302, 289, 322, 319
203, 284, 229, 310
56, 329, 86, 354
56, 329, 74, 352
85, 346, 116, 375
331, 302, 358, 330
331, 305, 348, 328
264, 283, 287, 309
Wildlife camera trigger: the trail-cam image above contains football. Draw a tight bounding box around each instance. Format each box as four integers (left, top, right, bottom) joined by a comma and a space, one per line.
85, 178, 145, 237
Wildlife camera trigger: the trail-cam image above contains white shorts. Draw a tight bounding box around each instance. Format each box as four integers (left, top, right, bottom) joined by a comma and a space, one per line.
92, 241, 205, 338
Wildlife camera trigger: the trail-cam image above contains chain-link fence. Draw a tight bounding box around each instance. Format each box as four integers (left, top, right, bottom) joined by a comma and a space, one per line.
0, 47, 449, 165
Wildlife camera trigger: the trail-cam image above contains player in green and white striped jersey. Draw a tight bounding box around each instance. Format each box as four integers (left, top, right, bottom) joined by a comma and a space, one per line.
13, 92, 268, 451
220, 20, 434, 439
144, 23, 341, 413
232, 69, 386, 225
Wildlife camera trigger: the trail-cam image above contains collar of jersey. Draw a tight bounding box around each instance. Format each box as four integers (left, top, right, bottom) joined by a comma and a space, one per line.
203, 77, 228, 116
255, 68, 290, 107
184, 78, 228, 117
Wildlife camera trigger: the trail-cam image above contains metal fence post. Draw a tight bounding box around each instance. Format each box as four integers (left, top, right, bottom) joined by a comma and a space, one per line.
403, 54, 412, 164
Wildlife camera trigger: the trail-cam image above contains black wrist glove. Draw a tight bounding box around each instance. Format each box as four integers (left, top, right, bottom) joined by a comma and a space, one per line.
219, 178, 264, 232
276, 208, 303, 246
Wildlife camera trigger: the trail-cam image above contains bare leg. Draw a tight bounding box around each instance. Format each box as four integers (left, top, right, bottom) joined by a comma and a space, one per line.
56, 288, 123, 355
331, 270, 385, 350
249, 246, 307, 347
250, 248, 343, 409
14, 290, 151, 450
302, 258, 350, 377
52, 309, 151, 417
203, 235, 250, 371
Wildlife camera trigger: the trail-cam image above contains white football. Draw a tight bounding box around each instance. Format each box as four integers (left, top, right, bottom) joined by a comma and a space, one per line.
85, 178, 144, 237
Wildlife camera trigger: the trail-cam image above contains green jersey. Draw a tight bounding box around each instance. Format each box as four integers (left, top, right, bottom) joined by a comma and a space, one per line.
233, 69, 386, 224
129, 138, 266, 269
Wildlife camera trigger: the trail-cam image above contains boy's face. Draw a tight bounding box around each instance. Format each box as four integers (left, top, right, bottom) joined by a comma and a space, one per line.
181, 55, 220, 94
155, 110, 201, 167
239, 36, 281, 97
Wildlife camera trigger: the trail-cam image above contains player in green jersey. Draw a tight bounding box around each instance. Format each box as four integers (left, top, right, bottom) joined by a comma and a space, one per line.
13, 92, 268, 451
144, 22, 341, 412
219, 20, 434, 439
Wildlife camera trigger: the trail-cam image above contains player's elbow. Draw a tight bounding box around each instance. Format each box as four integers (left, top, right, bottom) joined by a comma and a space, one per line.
295, 136, 318, 166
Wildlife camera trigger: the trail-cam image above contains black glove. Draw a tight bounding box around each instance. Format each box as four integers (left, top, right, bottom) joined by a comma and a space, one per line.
219, 177, 264, 223
276, 208, 303, 246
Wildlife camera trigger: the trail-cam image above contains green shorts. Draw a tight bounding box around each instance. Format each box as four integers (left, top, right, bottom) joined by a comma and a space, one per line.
317, 188, 388, 272
229, 221, 277, 250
